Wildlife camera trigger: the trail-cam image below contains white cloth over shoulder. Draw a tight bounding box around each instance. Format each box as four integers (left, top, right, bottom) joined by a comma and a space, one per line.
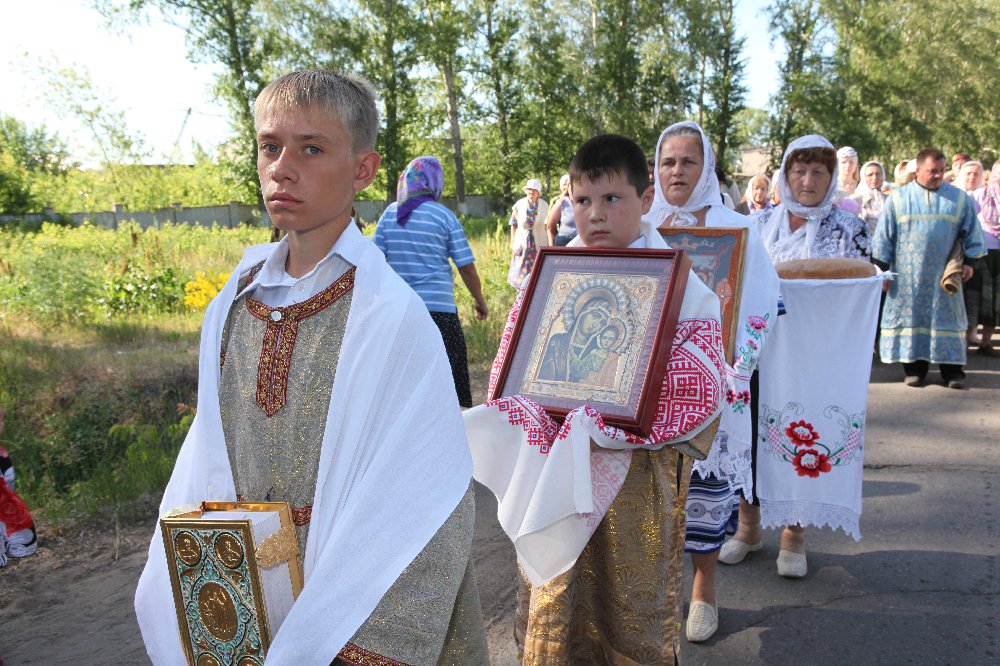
135, 226, 473, 665
464, 229, 725, 585
756, 274, 884, 539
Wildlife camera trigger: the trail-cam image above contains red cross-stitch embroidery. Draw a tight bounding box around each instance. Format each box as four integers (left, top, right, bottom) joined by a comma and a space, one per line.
485, 395, 559, 453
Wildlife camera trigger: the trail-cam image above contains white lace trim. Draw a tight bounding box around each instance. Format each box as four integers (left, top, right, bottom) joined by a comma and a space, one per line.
759, 498, 861, 540
692, 431, 754, 500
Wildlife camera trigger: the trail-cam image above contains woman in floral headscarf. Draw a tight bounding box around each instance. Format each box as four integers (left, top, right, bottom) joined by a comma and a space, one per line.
374, 156, 489, 407
968, 160, 1000, 356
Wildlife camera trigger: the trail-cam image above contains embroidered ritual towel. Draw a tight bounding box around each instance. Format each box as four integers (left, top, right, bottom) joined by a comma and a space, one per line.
756, 274, 884, 539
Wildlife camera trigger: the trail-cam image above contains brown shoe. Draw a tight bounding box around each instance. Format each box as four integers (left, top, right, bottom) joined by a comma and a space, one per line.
977, 345, 1000, 358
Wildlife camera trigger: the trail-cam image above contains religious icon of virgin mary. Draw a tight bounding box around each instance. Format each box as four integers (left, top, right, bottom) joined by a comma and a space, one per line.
538, 293, 613, 383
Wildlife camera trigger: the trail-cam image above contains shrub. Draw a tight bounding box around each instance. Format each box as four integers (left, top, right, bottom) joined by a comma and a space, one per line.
98, 262, 182, 316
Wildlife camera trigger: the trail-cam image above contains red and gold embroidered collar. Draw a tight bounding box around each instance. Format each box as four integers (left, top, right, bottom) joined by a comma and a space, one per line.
243, 267, 356, 417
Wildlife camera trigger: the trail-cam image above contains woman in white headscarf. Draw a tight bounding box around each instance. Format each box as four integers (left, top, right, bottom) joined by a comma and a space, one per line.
644, 121, 780, 643
851, 160, 889, 233
737, 173, 773, 215
837, 146, 861, 196
754, 136, 872, 264
959, 161, 985, 205
959, 161, 988, 346
721, 135, 871, 578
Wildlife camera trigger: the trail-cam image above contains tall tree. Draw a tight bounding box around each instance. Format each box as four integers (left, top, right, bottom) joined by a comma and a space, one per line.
765, 0, 834, 163
417, 0, 475, 210
472, 0, 519, 196
590, 0, 644, 138
110, 0, 274, 202
0, 115, 73, 214
517, 1, 586, 191
819, 0, 1000, 162
702, 0, 747, 171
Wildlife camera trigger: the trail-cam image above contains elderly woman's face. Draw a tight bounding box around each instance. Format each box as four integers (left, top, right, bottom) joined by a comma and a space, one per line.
658, 135, 704, 207
525, 188, 540, 203
961, 166, 983, 192
787, 160, 832, 207
864, 165, 884, 190
751, 180, 769, 205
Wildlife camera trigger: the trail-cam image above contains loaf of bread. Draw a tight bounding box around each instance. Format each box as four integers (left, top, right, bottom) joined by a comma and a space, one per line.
775, 258, 877, 279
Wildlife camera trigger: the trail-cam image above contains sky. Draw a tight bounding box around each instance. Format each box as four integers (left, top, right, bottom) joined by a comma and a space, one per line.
0, 0, 779, 165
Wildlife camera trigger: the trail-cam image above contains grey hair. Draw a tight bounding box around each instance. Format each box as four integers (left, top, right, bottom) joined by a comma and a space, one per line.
254, 70, 379, 153
663, 125, 704, 151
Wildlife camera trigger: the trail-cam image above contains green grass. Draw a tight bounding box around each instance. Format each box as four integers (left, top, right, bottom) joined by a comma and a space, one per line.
0, 217, 513, 525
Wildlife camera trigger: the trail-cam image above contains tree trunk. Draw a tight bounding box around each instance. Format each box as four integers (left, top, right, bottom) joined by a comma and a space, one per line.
441, 59, 467, 212
484, 1, 512, 196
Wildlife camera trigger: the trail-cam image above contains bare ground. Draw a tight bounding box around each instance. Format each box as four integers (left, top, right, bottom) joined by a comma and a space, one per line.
0, 362, 518, 665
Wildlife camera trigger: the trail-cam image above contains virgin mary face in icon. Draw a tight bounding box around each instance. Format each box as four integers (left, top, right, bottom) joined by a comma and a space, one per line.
537, 295, 613, 383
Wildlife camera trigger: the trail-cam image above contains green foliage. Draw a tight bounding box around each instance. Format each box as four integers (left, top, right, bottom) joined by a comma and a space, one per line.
454, 216, 516, 366
0, 219, 507, 522
66, 415, 193, 521
30, 156, 245, 214
0, 221, 268, 326
0, 114, 74, 214
98, 262, 182, 317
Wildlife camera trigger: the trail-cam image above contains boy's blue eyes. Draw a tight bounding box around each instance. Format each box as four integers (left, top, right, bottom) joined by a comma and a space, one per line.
259, 144, 323, 155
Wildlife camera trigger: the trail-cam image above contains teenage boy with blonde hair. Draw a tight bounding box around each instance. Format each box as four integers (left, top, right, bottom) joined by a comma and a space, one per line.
466, 134, 725, 663
135, 70, 486, 664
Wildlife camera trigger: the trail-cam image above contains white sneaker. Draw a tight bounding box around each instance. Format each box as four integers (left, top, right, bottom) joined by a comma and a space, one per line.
6, 525, 37, 558
718, 538, 762, 565
686, 601, 719, 642
777, 549, 807, 578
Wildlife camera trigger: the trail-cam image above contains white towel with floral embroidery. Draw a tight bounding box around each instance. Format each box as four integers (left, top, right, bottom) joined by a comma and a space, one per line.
756, 275, 883, 539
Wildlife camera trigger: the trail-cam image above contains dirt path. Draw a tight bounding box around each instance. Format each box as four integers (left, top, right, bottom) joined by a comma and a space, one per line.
0, 521, 153, 664
0, 364, 515, 666
0, 484, 519, 666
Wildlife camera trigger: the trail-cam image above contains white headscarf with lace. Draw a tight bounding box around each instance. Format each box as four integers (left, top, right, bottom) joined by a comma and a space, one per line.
642, 121, 720, 233
760, 135, 840, 263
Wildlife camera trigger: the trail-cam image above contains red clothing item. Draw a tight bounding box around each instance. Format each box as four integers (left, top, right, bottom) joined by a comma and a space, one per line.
0, 476, 33, 535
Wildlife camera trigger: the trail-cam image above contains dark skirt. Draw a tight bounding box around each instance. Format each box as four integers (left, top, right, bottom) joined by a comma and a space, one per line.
430, 311, 473, 408
965, 249, 1000, 328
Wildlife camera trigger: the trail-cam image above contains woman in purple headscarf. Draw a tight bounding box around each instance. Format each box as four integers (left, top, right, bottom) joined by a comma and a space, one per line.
374, 156, 489, 406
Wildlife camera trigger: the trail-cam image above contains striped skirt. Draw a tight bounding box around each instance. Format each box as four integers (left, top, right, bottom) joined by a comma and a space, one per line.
684, 470, 737, 553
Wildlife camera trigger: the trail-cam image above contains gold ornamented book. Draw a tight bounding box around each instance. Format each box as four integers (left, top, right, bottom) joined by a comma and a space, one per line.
159, 501, 304, 666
